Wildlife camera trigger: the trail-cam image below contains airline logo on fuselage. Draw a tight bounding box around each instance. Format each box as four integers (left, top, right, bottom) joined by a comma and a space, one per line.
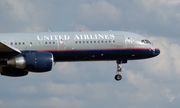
37, 34, 115, 41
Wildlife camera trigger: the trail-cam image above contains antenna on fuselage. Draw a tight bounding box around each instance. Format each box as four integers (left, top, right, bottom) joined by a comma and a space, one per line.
48, 29, 51, 32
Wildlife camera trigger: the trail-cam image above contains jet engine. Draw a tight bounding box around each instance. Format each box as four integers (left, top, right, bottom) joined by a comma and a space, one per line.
7, 51, 54, 72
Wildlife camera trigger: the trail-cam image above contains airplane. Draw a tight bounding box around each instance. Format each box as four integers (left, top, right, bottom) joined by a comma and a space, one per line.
0, 31, 160, 81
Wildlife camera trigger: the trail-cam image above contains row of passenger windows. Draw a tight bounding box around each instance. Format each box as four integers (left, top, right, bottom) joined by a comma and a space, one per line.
10, 41, 57, 46
37, 41, 56, 45
9, 40, 115, 46
10, 42, 26, 45
75, 40, 115, 44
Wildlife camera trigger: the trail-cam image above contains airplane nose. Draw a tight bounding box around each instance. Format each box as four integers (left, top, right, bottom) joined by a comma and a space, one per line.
154, 48, 160, 56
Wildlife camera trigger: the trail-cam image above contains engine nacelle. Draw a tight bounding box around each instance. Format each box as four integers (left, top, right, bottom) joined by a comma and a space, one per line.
1, 67, 28, 77
7, 51, 54, 72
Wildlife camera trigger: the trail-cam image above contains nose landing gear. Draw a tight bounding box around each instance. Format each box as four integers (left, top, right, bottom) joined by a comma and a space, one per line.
115, 60, 123, 81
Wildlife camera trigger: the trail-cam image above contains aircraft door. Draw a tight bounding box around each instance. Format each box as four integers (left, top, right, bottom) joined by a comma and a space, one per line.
125, 35, 133, 49
58, 38, 66, 50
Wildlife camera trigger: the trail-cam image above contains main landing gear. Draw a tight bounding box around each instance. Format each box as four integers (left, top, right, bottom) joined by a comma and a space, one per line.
115, 60, 123, 81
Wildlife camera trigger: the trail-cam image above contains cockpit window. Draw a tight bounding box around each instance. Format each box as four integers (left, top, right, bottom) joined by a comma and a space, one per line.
141, 39, 151, 44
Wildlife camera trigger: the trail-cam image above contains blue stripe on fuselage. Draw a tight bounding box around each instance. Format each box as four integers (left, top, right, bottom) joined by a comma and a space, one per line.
45, 48, 160, 62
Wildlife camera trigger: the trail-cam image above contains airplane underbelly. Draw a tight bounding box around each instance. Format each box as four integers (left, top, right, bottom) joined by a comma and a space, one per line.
51, 49, 133, 61
51, 48, 155, 61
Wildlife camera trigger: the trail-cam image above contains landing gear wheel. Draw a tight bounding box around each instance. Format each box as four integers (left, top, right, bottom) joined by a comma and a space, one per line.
114, 60, 124, 81
115, 74, 122, 81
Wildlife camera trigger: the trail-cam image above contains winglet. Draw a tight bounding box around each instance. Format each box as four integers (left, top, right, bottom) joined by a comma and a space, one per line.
0, 42, 21, 53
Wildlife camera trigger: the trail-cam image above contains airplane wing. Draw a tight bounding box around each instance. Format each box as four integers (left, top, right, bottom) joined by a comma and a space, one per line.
0, 42, 21, 53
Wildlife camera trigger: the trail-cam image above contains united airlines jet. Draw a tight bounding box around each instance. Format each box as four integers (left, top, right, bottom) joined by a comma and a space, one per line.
0, 31, 160, 81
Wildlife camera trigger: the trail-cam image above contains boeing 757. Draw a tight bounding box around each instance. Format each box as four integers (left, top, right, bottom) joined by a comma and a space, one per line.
0, 31, 160, 81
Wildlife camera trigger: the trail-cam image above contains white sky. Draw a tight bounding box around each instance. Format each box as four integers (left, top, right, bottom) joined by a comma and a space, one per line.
0, 0, 180, 108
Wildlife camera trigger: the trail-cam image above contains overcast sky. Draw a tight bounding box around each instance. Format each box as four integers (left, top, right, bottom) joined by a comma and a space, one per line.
0, 0, 180, 108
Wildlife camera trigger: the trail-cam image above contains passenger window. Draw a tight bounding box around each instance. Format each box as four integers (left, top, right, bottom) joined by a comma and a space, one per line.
94, 41, 96, 43
86, 41, 89, 43
38, 42, 41, 45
